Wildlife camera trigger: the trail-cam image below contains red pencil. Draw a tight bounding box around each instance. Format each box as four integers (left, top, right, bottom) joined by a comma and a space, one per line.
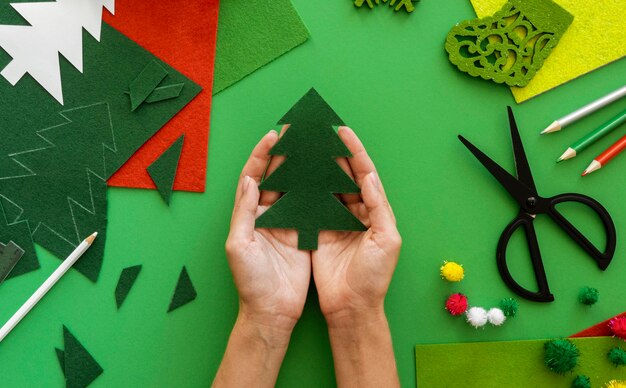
582, 134, 626, 176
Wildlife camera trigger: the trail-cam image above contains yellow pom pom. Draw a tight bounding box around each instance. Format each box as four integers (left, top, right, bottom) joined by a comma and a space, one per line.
440, 261, 464, 282
606, 380, 626, 388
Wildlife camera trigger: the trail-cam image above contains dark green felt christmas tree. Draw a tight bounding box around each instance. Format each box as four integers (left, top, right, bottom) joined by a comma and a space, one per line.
256, 88, 366, 250
0, 103, 112, 282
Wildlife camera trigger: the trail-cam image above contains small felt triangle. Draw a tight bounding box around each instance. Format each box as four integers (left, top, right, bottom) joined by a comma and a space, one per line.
63, 325, 103, 388
115, 265, 142, 309
168, 266, 197, 313
147, 135, 185, 205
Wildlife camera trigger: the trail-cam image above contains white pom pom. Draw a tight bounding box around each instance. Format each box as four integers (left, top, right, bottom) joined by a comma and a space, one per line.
466, 307, 488, 328
487, 308, 506, 326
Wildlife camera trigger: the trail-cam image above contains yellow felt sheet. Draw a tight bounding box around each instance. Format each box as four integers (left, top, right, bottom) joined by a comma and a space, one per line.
469, 0, 626, 103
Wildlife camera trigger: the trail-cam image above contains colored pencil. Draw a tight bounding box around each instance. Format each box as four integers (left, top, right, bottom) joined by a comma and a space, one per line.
541, 85, 626, 134
0, 232, 97, 343
557, 107, 626, 162
582, 134, 626, 176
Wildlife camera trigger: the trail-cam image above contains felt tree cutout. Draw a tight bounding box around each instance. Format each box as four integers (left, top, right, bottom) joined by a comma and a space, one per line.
444, 0, 573, 87
256, 88, 366, 250
0, 103, 114, 282
0, 0, 115, 104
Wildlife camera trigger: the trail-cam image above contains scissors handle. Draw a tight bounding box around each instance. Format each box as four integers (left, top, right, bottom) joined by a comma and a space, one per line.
497, 213, 554, 302
546, 193, 616, 270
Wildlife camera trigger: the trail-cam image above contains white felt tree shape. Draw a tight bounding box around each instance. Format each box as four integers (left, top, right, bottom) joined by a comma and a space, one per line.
0, 0, 115, 104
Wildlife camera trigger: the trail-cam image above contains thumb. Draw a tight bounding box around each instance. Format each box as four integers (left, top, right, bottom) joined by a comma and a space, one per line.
229, 176, 260, 244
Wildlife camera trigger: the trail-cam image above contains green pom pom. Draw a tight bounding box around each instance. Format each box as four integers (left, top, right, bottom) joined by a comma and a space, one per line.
544, 339, 579, 374
500, 297, 519, 317
572, 375, 591, 388
578, 286, 599, 306
608, 347, 626, 366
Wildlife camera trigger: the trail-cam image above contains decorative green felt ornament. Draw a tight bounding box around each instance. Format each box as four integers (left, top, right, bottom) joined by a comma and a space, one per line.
544, 339, 579, 374
256, 88, 367, 250
500, 297, 519, 317
608, 347, 626, 367
444, 0, 573, 87
354, 0, 419, 13
578, 286, 599, 306
572, 375, 591, 388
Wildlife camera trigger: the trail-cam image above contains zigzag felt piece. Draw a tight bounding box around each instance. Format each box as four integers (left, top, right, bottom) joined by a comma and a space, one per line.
57, 326, 104, 388
0, 19, 200, 281
147, 135, 185, 205
105, 0, 219, 193
0, 240, 24, 283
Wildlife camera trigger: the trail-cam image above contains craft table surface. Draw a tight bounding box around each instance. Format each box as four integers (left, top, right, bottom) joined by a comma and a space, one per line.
2, 1, 626, 387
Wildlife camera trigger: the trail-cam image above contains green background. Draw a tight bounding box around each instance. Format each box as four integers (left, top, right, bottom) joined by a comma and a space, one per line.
2, 0, 626, 386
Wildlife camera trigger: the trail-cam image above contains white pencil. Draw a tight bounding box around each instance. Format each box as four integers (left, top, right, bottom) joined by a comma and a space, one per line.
541, 85, 626, 134
0, 232, 97, 343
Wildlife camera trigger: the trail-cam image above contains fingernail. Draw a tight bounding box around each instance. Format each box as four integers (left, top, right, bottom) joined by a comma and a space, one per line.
243, 176, 251, 193
338, 126, 351, 132
268, 129, 278, 136
370, 172, 380, 189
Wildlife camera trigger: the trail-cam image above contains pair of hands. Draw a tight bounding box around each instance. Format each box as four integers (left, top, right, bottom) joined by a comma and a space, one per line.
215, 126, 401, 387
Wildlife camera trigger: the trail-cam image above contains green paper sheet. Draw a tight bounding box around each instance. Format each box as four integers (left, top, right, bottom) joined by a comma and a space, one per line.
128, 60, 168, 111
168, 266, 197, 313
60, 326, 104, 388
256, 88, 366, 250
415, 337, 626, 387
114, 264, 142, 309
0, 197, 39, 279
0, 240, 24, 283
213, 0, 309, 94
147, 135, 185, 205
0, 22, 200, 281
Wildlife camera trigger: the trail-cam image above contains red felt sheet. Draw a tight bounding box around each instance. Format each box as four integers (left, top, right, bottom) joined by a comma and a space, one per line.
104, 0, 219, 192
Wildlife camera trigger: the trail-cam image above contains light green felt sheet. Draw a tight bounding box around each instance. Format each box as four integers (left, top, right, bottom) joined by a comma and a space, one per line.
415, 337, 626, 387
213, 0, 309, 94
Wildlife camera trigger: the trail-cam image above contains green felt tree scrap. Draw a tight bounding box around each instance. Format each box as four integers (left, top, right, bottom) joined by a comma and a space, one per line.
0, 103, 112, 282
56, 325, 104, 388
256, 88, 366, 250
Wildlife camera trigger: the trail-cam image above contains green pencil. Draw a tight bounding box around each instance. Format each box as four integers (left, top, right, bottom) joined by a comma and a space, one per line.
557, 107, 626, 162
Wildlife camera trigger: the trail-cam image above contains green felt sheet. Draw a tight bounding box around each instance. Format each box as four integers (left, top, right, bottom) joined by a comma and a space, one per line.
168, 266, 197, 313
213, 0, 309, 94
0, 240, 24, 283
128, 60, 168, 111
60, 326, 104, 388
0, 197, 39, 279
445, 0, 573, 87
147, 135, 185, 205
415, 337, 626, 387
0, 21, 200, 281
256, 88, 366, 250
114, 265, 142, 309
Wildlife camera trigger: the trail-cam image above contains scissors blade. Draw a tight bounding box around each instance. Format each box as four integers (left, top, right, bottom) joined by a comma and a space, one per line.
508, 106, 538, 195
458, 134, 534, 206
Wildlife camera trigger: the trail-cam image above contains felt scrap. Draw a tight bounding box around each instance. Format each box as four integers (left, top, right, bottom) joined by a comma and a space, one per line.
114, 264, 142, 309
0, 0, 115, 104
0, 22, 199, 281
57, 325, 104, 388
0, 197, 39, 279
255, 88, 366, 250
445, 0, 573, 87
145, 83, 185, 104
168, 266, 197, 313
127, 60, 167, 111
570, 312, 626, 338
147, 135, 185, 205
213, 0, 309, 94
415, 337, 626, 387
0, 240, 24, 283
104, 0, 218, 193
469, 0, 626, 103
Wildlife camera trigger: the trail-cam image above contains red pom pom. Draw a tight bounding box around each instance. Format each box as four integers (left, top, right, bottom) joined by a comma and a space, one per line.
445, 293, 468, 316
609, 316, 626, 340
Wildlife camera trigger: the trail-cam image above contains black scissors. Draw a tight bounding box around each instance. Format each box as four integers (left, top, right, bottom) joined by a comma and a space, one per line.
458, 107, 616, 302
